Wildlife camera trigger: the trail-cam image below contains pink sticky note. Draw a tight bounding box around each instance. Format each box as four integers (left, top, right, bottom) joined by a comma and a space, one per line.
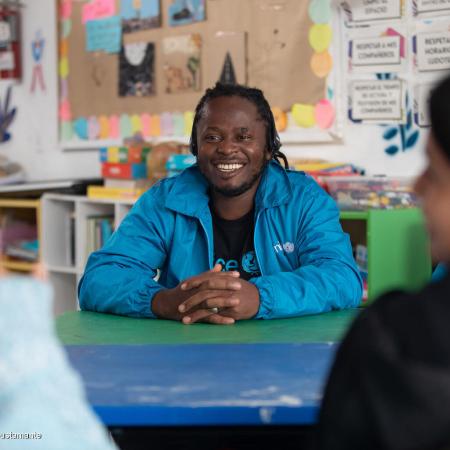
314, 99, 335, 129
141, 114, 151, 138
161, 112, 174, 136
386, 28, 405, 58
109, 115, 120, 139
60, 0, 72, 19
59, 100, 72, 121
82, 0, 116, 24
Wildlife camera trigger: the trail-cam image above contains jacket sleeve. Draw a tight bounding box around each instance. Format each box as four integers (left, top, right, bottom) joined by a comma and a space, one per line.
251, 182, 362, 319
78, 190, 171, 318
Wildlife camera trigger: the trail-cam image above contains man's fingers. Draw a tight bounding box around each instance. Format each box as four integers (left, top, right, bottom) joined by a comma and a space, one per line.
179, 290, 239, 313
201, 314, 235, 325
181, 264, 240, 291
181, 275, 241, 292
182, 308, 215, 324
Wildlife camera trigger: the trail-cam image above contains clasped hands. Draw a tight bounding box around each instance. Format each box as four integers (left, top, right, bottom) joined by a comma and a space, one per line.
151, 264, 260, 325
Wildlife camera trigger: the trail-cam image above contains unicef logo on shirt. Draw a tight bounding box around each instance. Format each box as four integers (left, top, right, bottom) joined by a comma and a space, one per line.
283, 242, 295, 253
242, 251, 260, 274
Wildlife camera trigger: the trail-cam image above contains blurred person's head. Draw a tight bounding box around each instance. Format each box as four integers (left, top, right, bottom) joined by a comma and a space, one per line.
415, 75, 450, 262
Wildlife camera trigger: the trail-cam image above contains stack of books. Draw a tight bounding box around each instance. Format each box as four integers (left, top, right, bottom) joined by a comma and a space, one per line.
88, 146, 153, 200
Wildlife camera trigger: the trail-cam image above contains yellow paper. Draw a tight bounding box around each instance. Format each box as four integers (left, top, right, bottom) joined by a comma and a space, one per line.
150, 114, 161, 137
309, 24, 332, 53
107, 147, 120, 163
98, 115, 110, 139
131, 114, 142, 134
310, 51, 333, 78
59, 58, 69, 79
184, 111, 194, 136
292, 104, 316, 128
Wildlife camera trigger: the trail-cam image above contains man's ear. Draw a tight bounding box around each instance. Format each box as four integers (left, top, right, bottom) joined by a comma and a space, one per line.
265, 148, 272, 161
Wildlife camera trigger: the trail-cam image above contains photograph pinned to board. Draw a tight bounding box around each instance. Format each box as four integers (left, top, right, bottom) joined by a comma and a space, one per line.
348, 78, 406, 124
347, 25, 407, 74
168, 0, 205, 27
30, 30, 46, 93
206, 31, 247, 87
340, 0, 403, 24
119, 42, 155, 97
162, 34, 201, 94
121, 0, 161, 33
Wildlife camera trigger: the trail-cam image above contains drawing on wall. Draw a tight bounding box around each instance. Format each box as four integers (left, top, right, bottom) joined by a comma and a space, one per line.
0, 85, 16, 143
121, 0, 161, 33
30, 30, 46, 93
119, 42, 155, 97
162, 34, 201, 94
168, 0, 205, 27
220, 53, 237, 84
378, 75, 419, 156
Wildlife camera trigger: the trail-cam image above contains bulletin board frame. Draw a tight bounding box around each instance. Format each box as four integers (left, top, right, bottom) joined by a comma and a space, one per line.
58, 0, 342, 150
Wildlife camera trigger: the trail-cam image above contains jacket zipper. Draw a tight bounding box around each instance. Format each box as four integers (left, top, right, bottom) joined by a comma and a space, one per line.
253, 209, 264, 276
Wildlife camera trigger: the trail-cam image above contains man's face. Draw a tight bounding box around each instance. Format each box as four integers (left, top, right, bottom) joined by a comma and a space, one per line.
414, 133, 450, 262
196, 96, 271, 197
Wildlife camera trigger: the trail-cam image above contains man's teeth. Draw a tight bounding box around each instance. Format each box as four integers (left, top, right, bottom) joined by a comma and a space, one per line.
216, 163, 243, 172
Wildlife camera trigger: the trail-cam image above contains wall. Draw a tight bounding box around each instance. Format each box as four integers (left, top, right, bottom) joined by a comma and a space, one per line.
0, 0, 427, 182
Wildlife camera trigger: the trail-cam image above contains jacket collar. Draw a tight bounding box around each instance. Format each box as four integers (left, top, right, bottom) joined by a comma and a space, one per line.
164, 160, 293, 217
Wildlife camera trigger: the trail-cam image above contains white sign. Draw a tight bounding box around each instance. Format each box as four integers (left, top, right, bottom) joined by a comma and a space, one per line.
350, 80, 403, 121
0, 51, 14, 71
352, 36, 401, 70
416, 31, 450, 72
414, 83, 434, 127
415, 0, 450, 15
342, 0, 401, 23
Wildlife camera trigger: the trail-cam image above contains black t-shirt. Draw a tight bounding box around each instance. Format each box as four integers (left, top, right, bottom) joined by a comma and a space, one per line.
211, 207, 261, 280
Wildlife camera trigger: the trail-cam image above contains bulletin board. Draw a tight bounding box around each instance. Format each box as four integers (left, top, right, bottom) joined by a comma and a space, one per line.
58, 0, 338, 147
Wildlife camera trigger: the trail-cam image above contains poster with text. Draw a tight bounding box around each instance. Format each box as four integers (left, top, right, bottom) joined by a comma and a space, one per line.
341, 0, 402, 24
349, 79, 405, 123
414, 25, 450, 72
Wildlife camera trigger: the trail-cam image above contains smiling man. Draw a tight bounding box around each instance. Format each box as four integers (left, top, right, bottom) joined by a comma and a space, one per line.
78, 83, 362, 324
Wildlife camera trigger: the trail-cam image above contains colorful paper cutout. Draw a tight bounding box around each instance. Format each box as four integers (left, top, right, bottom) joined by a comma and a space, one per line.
86, 16, 121, 54
109, 115, 120, 139
184, 111, 194, 135
150, 114, 161, 136
130, 114, 141, 134
60, 78, 68, 98
59, 100, 71, 121
308, 0, 331, 24
161, 112, 174, 136
60, 39, 68, 58
309, 24, 332, 53
385, 27, 406, 58
141, 113, 151, 137
120, 114, 132, 137
168, 0, 205, 27
173, 113, 184, 135
292, 104, 316, 128
310, 50, 333, 78
271, 107, 288, 132
59, 58, 69, 79
60, 121, 73, 141
62, 19, 72, 39
88, 116, 100, 139
314, 99, 335, 129
82, 0, 116, 24
73, 117, 88, 139
60, 1, 72, 20
98, 115, 109, 139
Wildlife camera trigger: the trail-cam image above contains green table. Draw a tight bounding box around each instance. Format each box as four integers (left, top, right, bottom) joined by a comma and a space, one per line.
56, 309, 359, 345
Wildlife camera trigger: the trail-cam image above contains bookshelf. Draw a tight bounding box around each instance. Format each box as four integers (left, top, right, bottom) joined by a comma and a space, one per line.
41, 194, 134, 315
41, 193, 432, 315
0, 198, 41, 272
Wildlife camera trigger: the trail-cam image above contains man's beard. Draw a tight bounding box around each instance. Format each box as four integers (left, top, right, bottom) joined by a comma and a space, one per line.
210, 158, 269, 198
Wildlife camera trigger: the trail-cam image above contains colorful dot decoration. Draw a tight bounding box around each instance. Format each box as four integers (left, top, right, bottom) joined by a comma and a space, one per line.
288, 0, 335, 130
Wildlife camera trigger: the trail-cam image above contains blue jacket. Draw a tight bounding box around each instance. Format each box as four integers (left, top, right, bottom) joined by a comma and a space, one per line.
78, 161, 362, 319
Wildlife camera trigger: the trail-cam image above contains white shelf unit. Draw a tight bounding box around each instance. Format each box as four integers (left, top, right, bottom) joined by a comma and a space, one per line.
41, 194, 135, 315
